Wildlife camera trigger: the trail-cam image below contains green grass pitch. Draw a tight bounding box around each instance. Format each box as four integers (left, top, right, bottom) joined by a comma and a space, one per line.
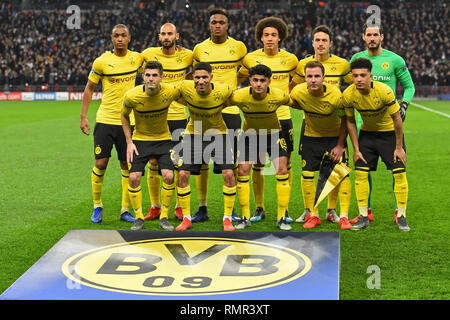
0, 99, 449, 299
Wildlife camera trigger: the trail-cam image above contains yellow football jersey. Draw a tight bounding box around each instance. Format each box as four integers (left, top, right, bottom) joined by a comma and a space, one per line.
179, 81, 232, 135
88, 50, 144, 125
292, 54, 353, 88
230, 86, 290, 134
290, 83, 344, 137
193, 37, 247, 114
343, 81, 400, 132
122, 83, 180, 141
141, 47, 193, 120
238, 49, 298, 120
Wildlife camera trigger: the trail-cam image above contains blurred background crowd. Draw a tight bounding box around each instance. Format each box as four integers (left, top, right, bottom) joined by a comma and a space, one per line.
0, 0, 448, 96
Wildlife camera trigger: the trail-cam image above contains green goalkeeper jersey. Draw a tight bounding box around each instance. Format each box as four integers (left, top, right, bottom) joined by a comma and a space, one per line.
350, 49, 415, 103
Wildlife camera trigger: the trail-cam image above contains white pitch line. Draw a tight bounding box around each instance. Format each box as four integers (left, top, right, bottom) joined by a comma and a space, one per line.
410, 102, 450, 118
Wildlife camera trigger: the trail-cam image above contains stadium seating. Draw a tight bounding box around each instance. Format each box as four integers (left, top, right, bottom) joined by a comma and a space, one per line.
0, 0, 448, 92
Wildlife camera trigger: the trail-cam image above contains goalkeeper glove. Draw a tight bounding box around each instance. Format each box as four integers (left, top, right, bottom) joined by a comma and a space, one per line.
399, 100, 408, 122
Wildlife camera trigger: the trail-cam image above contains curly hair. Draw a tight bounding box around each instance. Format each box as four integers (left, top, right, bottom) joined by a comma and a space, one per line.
255, 17, 288, 45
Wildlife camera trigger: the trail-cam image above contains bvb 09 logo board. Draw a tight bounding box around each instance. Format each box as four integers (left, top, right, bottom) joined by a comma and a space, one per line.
62, 237, 312, 296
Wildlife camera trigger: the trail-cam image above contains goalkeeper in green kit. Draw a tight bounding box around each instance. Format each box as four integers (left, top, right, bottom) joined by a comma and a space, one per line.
349, 23, 415, 225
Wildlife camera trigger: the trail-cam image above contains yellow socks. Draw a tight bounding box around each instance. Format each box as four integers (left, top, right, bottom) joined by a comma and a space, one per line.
327, 186, 339, 211
196, 164, 209, 207
223, 185, 236, 218
121, 169, 131, 214
237, 176, 251, 220
252, 166, 265, 209
338, 175, 352, 217
128, 185, 144, 220
301, 170, 317, 216
393, 170, 408, 217
355, 168, 370, 216
160, 181, 175, 219
276, 174, 291, 220
177, 185, 191, 218
92, 166, 105, 208
147, 163, 161, 207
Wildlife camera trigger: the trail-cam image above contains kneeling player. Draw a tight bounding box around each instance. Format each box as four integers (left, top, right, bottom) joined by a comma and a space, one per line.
230, 64, 292, 230
122, 61, 179, 231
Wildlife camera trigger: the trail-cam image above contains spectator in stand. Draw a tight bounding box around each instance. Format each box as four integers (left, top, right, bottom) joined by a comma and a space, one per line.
1, 1, 448, 90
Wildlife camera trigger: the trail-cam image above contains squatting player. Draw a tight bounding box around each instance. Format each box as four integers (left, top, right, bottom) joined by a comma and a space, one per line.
237, 16, 298, 223
230, 64, 292, 231
343, 58, 410, 231
140, 23, 193, 222
191, 8, 247, 223
80, 24, 143, 224
290, 60, 352, 230
121, 61, 180, 231
350, 23, 415, 223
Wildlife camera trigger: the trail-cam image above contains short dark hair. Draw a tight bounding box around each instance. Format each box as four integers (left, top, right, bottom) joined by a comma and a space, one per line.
209, 8, 228, 19
312, 25, 333, 42
249, 64, 272, 79
350, 58, 372, 72
193, 62, 213, 74
112, 24, 130, 35
304, 60, 325, 76
255, 17, 288, 45
362, 22, 383, 35
144, 61, 164, 75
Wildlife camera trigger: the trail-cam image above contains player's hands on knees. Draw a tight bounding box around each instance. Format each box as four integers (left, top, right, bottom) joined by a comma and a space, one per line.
330, 145, 344, 163
80, 118, 90, 135
353, 151, 367, 165
394, 147, 407, 166
127, 143, 139, 164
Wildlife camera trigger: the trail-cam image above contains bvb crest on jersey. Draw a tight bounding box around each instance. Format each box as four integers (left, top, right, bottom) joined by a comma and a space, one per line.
314, 152, 352, 209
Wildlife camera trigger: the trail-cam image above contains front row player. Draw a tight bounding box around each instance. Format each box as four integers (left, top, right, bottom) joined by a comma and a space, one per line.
174, 62, 237, 232
290, 60, 353, 230
121, 61, 180, 231
343, 58, 410, 231
230, 64, 292, 231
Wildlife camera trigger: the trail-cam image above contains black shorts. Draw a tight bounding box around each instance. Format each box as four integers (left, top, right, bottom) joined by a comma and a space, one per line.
301, 135, 349, 171
130, 140, 175, 174
237, 132, 289, 163
176, 134, 235, 175
357, 130, 406, 171
280, 119, 294, 153
168, 119, 187, 142
222, 113, 242, 161
93, 123, 133, 161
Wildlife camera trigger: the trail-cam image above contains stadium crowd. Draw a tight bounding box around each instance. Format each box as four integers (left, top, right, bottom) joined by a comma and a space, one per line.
0, 0, 448, 91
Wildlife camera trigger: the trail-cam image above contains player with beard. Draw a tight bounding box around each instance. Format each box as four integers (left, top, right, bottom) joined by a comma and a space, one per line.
141, 23, 193, 222
350, 23, 415, 225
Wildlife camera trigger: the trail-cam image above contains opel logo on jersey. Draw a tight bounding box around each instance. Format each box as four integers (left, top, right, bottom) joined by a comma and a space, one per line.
62, 237, 311, 296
